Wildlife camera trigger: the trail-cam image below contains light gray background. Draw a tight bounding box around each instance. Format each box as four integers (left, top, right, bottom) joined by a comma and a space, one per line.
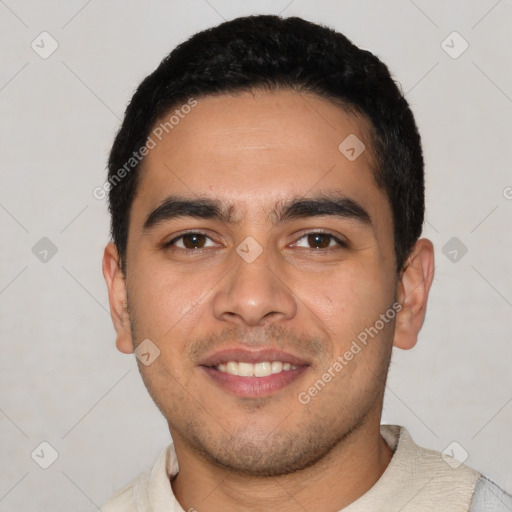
1, 0, 511, 510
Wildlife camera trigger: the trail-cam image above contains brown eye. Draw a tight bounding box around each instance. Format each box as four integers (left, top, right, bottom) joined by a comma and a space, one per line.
294, 232, 347, 250
166, 232, 216, 250
181, 233, 207, 249
307, 233, 331, 249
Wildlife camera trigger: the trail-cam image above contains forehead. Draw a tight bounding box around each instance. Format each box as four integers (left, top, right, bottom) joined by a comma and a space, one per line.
132, 89, 389, 227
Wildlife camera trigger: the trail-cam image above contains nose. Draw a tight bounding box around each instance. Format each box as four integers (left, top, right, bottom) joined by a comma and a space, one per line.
212, 245, 297, 327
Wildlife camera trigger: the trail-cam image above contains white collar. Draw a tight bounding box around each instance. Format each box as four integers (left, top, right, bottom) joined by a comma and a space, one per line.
107, 424, 480, 511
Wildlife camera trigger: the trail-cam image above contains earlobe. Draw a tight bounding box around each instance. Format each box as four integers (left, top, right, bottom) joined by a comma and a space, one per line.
102, 242, 134, 354
393, 238, 435, 350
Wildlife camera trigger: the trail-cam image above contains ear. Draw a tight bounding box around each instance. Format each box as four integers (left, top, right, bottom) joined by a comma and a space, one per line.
393, 238, 435, 350
102, 242, 134, 354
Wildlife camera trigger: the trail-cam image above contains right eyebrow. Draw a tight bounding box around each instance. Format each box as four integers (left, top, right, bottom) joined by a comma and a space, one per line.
143, 196, 233, 232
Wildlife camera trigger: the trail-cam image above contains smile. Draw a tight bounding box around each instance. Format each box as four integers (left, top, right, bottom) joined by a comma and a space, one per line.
199, 348, 310, 397
216, 361, 298, 377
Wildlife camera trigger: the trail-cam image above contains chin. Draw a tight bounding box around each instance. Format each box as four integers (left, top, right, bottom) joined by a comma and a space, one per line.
179, 421, 351, 477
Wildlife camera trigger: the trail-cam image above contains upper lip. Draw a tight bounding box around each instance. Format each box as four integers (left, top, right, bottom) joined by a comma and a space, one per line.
200, 348, 310, 367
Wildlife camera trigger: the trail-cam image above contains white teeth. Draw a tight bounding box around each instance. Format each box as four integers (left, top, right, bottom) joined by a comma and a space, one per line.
216, 361, 298, 377
238, 362, 254, 377
226, 361, 239, 375
271, 361, 283, 374
254, 362, 272, 377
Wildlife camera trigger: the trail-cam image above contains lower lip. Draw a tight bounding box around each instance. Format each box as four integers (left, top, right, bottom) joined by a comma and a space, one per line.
201, 366, 308, 398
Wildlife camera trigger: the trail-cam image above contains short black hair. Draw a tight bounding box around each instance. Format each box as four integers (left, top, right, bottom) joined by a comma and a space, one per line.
107, 14, 424, 274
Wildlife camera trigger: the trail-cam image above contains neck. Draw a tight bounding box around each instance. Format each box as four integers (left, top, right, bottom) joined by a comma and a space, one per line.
171, 415, 393, 512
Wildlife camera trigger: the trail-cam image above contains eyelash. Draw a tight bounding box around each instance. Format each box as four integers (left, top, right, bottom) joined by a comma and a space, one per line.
164, 230, 348, 253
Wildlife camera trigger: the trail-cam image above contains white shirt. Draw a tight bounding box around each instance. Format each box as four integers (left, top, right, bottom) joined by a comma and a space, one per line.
101, 424, 512, 511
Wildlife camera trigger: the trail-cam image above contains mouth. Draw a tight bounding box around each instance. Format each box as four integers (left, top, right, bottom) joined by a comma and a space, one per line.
199, 348, 310, 398
216, 360, 298, 377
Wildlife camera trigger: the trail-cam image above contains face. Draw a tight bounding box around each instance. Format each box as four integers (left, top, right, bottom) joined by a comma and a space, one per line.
104, 88, 432, 477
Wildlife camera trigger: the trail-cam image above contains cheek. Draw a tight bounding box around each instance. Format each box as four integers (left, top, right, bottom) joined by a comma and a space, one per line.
127, 264, 201, 340
299, 256, 397, 380
311, 265, 392, 334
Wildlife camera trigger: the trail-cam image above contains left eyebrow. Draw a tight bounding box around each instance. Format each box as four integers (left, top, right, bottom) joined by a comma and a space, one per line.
142, 192, 372, 232
272, 194, 372, 226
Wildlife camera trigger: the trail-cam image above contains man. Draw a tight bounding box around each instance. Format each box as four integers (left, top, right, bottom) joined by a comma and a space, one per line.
102, 14, 511, 511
